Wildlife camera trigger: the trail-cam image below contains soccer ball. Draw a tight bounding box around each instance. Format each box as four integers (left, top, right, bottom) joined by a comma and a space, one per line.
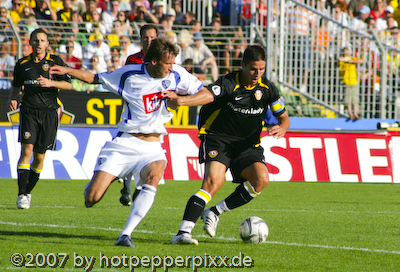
239, 216, 269, 243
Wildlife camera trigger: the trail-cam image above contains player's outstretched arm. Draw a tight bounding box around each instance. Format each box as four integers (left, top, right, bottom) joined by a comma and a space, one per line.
50, 65, 98, 84
37, 75, 72, 90
162, 87, 214, 109
268, 111, 290, 139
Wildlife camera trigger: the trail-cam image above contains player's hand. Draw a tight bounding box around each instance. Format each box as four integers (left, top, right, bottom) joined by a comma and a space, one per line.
37, 75, 53, 87
8, 99, 18, 111
49, 65, 68, 76
162, 90, 179, 110
267, 124, 286, 139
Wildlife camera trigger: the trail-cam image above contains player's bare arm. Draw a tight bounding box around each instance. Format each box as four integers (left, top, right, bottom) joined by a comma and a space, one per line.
37, 75, 72, 90
162, 87, 214, 109
267, 111, 290, 139
50, 65, 99, 84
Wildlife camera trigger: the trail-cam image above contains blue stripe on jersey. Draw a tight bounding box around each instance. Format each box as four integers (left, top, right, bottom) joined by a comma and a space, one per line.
118, 64, 146, 95
171, 70, 180, 91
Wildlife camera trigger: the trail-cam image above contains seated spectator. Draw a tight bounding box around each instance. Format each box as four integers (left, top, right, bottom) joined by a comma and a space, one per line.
151, 0, 164, 23
376, 5, 398, 30
117, 0, 131, 13
22, 42, 32, 56
57, 0, 74, 22
83, 33, 111, 72
101, 0, 120, 33
163, 8, 176, 25
59, 40, 82, 69
33, 0, 57, 24
82, 0, 100, 22
106, 20, 124, 47
183, 11, 195, 26
119, 34, 140, 63
159, 17, 176, 42
347, 0, 375, 18
8, 0, 24, 24
0, 41, 15, 90
116, 11, 132, 35
328, 3, 350, 36
172, 0, 185, 25
371, 0, 387, 20
177, 28, 193, 52
182, 58, 206, 82
50, 0, 64, 14
18, 13, 39, 35
110, 53, 122, 70
132, 5, 157, 25
59, 32, 83, 60
182, 32, 219, 82
130, 0, 151, 20
86, 9, 107, 36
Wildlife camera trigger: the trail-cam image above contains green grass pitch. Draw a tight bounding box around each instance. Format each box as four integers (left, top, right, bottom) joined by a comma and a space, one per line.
0, 179, 399, 271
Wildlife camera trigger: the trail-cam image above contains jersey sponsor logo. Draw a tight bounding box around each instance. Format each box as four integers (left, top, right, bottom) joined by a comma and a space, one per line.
235, 96, 243, 101
208, 150, 218, 158
97, 157, 107, 165
143, 92, 163, 114
162, 80, 171, 89
227, 102, 265, 115
255, 90, 263, 100
212, 85, 221, 96
24, 132, 31, 139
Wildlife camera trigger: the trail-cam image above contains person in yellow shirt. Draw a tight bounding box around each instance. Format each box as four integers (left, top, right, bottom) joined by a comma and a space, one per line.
8, 0, 24, 24
339, 47, 364, 120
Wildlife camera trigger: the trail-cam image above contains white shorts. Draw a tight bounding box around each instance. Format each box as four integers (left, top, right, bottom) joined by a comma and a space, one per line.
94, 132, 167, 188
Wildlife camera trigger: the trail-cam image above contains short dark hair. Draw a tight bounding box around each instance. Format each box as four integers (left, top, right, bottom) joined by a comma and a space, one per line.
30, 28, 48, 41
140, 24, 159, 38
144, 37, 179, 62
242, 45, 266, 65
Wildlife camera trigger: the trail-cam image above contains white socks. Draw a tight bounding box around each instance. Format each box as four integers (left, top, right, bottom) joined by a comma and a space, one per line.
120, 184, 157, 237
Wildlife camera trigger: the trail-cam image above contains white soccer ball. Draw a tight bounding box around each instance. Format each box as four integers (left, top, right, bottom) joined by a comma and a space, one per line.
239, 216, 269, 243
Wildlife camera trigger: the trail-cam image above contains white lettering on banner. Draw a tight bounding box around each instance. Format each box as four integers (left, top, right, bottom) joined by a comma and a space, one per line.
324, 138, 359, 182
261, 136, 293, 181
392, 137, 400, 183
168, 133, 199, 180
356, 139, 392, 183
42, 130, 87, 179
5, 128, 20, 179
81, 130, 112, 178
289, 138, 322, 182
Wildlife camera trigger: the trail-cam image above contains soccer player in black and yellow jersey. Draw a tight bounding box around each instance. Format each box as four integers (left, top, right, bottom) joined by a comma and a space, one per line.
8, 28, 72, 209
171, 45, 290, 245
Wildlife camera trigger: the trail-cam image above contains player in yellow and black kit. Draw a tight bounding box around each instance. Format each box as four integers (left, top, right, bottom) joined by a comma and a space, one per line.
8, 28, 72, 209
171, 45, 291, 245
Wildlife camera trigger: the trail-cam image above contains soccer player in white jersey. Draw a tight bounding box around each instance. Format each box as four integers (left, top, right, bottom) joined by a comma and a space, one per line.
50, 38, 214, 247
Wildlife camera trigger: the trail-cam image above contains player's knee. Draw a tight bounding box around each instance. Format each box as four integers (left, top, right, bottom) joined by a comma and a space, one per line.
254, 174, 269, 192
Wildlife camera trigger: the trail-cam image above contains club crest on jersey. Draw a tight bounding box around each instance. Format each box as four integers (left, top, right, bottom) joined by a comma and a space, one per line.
42, 63, 50, 71
254, 90, 263, 100
162, 80, 171, 89
212, 85, 221, 96
143, 92, 163, 114
98, 157, 107, 165
208, 150, 218, 158
23, 132, 31, 139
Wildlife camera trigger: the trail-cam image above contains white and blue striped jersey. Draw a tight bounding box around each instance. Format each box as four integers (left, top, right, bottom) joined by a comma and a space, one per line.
98, 63, 204, 135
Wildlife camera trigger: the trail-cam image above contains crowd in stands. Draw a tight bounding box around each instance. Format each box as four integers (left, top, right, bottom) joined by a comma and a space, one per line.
0, 0, 399, 95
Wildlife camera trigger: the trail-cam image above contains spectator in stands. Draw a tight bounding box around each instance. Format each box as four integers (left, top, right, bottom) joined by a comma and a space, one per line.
119, 34, 140, 63
8, 0, 23, 24
132, 5, 156, 25
57, 0, 74, 22
172, 0, 185, 25
189, 19, 202, 33
59, 40, 82, 68
71, 0, 86, 16
110, 53, 122, 70
376, 5, 398, 29
106, 19, 124, 47
101, 0, 120, 33
59, 32, 83, 60
22, 42, 32, 56
328, 3, 350, 36
163, 7, 176, 25
83, 33, 111, 72
350, 4, 370, 32
130, 0, 150, 19
33, 0, 57, 23
150, 0, 164, 24
183, 11, 195, 26
339, 47, 363, 120
0, 41, 15, 90
204, 19, 228, 73
82, 0, 99, 21
50, 0, 64, 14
116, 0, 131, 13
125, 24, 158, 64
18, 13, 39, 35
347, 0, 374, 18
285, 0, 314, 93
117, 11, 132, 35
371, 0, 387, 19
159, 17, 176, 42
177, 28, 193, 53
86, 9, 107, 36
182, 32, 219, 82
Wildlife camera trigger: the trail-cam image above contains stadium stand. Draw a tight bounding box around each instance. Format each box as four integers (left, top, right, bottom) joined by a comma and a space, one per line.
0, 0, 399, 119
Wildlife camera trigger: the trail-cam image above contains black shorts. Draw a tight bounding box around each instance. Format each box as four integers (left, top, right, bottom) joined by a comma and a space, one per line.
19, 105, 59, 154
199, 134, 266, 183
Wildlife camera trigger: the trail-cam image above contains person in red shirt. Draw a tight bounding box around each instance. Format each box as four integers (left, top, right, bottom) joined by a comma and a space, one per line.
125, 24, 159, 64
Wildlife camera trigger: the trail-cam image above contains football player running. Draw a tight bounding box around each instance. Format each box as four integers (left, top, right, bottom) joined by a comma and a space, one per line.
50, 37, 214, 247
170, 45, 290, 245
